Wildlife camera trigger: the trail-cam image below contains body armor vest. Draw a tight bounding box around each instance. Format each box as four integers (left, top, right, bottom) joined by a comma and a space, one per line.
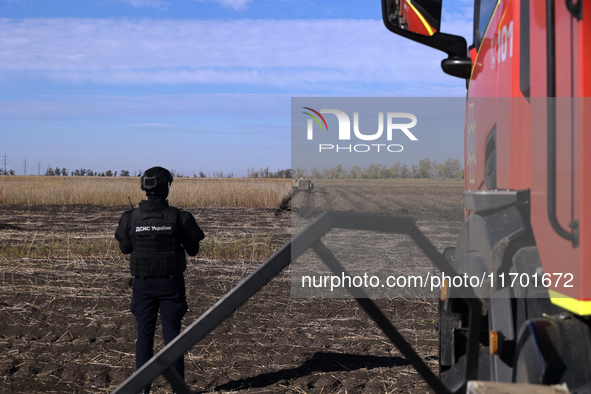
129, 206, 183, 277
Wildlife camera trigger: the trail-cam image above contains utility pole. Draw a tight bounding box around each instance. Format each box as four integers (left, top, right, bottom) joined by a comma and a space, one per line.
38, 162, 41, 176
23, 159, 27, 176
2, 154, 7, 174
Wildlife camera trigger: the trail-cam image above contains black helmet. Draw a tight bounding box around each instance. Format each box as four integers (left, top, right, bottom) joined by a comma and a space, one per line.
141, 166, 173, 198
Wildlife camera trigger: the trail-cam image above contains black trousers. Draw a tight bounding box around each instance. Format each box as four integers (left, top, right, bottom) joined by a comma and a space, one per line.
130, 276, 188, 390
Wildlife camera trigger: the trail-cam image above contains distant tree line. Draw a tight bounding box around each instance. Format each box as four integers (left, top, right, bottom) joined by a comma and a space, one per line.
293, 158, 463, 180
40, 167, 207, 178
1, 159, 462, 180
246, 166, 293, 179
44, 167, 134, 177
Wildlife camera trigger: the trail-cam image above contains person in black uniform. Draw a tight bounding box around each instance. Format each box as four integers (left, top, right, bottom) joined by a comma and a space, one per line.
115, 166, 205, 394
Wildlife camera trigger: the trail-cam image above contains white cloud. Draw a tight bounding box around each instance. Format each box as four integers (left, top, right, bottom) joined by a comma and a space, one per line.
442, 8, 472, 40
0, 17, 467, 93
0, 94, 291, 120
190, 0, 252, 11
212, 0, 252, 11
118, 0, 170, 9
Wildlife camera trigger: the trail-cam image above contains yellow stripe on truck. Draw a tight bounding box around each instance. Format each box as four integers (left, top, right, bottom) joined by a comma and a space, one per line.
407, 0, 435, 36
549, 289, 591, 316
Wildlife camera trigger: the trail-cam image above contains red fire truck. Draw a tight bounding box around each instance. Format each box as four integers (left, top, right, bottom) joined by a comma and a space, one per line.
383, 0, 591, 391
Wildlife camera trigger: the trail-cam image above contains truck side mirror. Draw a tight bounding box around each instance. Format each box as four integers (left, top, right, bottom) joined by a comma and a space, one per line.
382, 0, 472, 79
384, 0, 442, 36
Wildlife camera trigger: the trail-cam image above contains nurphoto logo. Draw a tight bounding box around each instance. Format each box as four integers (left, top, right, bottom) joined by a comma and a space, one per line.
303, 107, 418, 153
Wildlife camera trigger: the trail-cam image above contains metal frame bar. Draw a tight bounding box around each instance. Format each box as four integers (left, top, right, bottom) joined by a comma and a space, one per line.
311, 240, 451, 394
111, 211, 481, 394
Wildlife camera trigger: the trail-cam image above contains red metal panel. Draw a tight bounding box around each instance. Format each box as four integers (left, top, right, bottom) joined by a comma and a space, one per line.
496, 0, 531, 190
583, 3, 591, 97
530, 1, 588, 301
580, 2, 591, 301
580, 97, 591, 301
464, 0, 589, 303
495, 1, 514, 189
529, 2, 548, 98
466, 3, 499, 194
467, 0, 531, 193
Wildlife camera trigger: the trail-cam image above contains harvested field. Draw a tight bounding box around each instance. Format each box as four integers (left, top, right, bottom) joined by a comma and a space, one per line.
292, 179, 463, 221
0, 178, 464, 393
291, 179, 464, 299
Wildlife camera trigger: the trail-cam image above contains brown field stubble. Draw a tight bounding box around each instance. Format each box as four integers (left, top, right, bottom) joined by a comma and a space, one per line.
0, 178, 465, 393
0, 176, 290, 208
291, 179, 464, 299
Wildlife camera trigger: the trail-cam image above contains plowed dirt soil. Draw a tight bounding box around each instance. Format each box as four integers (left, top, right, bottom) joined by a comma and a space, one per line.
0, 179, 464, 394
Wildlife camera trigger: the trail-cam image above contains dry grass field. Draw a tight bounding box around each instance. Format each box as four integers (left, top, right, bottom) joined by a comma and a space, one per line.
0, 176, 290, 208
0, 177, 465, 394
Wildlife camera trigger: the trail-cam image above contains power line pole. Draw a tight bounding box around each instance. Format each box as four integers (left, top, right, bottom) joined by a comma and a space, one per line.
2, 154, 7, 174
23, 159, 27, 176
38, 162, 41, 176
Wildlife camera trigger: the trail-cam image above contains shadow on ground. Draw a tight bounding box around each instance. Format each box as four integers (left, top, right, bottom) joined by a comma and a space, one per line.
212, 351, 411, 392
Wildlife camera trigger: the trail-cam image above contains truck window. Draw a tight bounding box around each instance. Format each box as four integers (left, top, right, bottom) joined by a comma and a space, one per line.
475, 0, 498, 47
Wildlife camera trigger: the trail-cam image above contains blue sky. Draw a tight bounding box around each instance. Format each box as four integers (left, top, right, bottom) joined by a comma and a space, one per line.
0, 0, 473, 176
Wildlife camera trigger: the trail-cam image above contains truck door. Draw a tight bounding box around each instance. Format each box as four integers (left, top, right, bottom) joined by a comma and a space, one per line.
465, 0, 498, 192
